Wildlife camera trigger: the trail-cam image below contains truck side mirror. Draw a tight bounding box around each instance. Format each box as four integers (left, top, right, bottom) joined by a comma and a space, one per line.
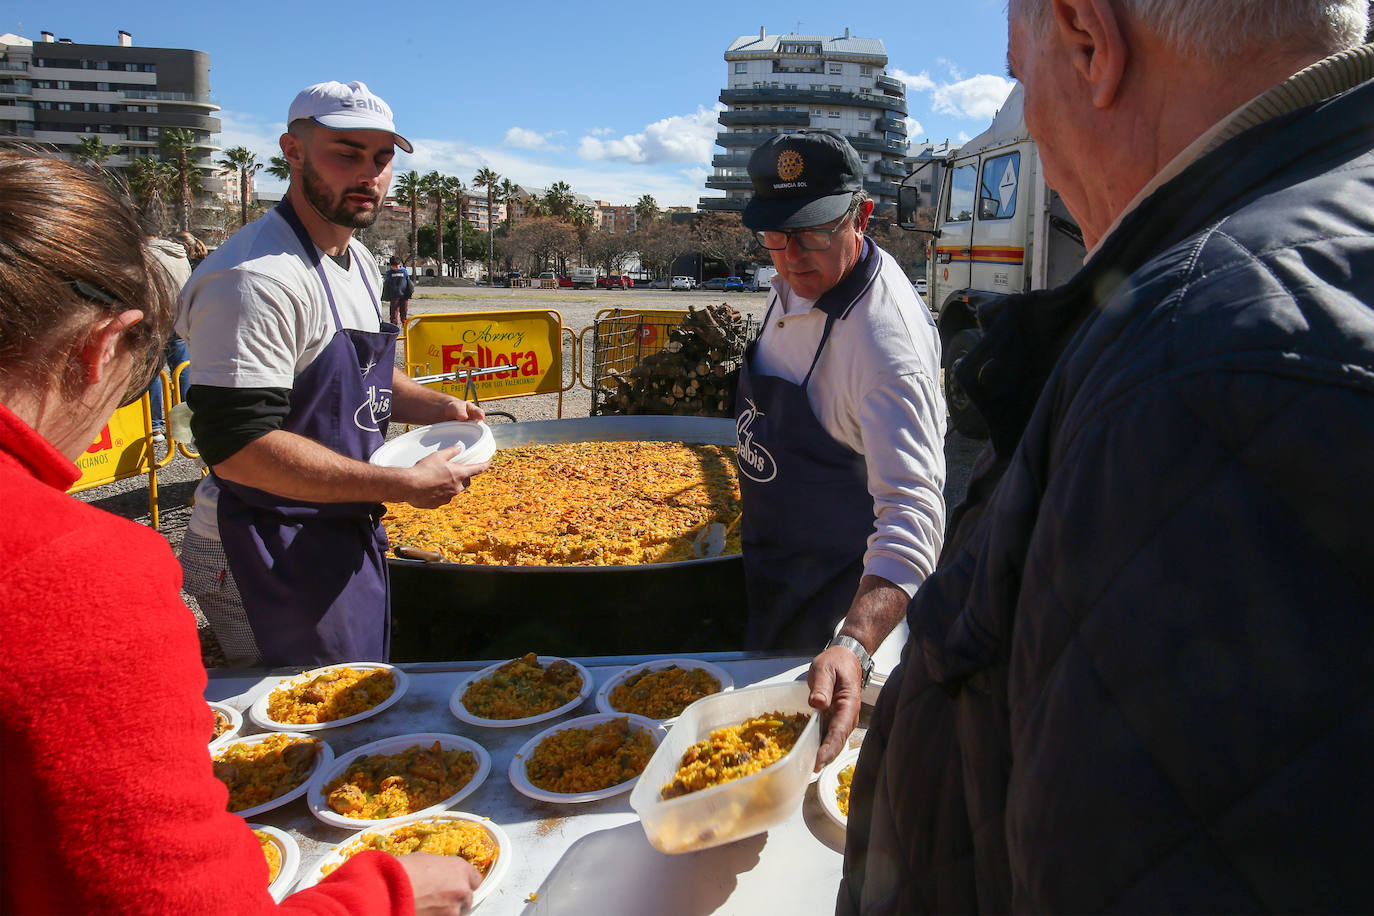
897, 185, 937, 236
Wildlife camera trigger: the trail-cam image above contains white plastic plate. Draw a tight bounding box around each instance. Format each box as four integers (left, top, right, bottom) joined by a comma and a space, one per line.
508, 713, 666, 804
248, 823, 299, 903
213, 732, 334, 820
293, 811, 512, 910
369, 420, 495, 468
207, 701, 243, 752
449, 656, 594, 728
249, 663, 408, 732
594, 658, 735, 726
817, 745, 862, 832
306, 732, 491, 829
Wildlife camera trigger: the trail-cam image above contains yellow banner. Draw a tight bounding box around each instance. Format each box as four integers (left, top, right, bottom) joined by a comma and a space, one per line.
70, 397, 153, 492
404, 310, 564, 402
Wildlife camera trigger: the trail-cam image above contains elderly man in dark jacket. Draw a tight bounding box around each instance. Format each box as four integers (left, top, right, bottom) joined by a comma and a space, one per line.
840, 0, 1374, 912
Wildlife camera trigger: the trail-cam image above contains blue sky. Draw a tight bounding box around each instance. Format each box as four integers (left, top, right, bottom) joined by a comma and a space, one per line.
6, 0, 1016, 206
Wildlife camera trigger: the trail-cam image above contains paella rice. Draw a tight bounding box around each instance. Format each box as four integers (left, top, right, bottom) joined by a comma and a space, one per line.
325, 741, 479, 819
523, 717, 656, 794
213, 734, 320, 812
266, 666, 396, 724
661, 711, 810, 799
322, 818, 498, 877
210, 707, 232, 742
460, 653, 583, 720
836, 764, 855, 817
252, 829, 282, 883
382, 441, 741, 566
607, 665, 722, 720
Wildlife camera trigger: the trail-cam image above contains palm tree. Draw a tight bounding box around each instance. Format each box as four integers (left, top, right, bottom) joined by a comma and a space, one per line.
634, 194, 659, 229
444, 175, 466, 278
72, 134, 122, 170
543, 181, 574, 220
159, 128, 200, 232
217, 146, 262, 228
498, 177, 519, 232
524, 196, 549, 220
569, 203, 595, 265
266, 155, 291, 181
394, 170, 422, 271
420, 171, 448, 277
473, 167, 501, 287
125, 155, 176, 229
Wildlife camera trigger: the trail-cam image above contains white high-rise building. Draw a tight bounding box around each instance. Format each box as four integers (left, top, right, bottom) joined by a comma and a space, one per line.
702, 28, 909, 215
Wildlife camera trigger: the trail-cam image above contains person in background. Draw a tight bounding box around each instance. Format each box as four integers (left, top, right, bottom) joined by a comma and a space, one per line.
139, 214, 192, 444
735, 130, 946, 768
381, 254, 415, 327
177, 81, 487, 668
0, 149, 481, 915
840, 1, 1374, 911
175, 229, 209, 269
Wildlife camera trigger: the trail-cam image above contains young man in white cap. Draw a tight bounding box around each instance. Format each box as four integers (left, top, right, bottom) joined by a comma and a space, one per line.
735, 129, 947, 769
177, 81, 488, 675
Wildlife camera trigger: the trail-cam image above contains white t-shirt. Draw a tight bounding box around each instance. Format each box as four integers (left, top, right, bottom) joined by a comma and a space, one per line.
176, 207, 384, 538
751, 243, 947, 596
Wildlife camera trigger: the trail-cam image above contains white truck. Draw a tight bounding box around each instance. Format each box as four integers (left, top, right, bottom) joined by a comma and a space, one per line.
898, 84, 1085, 437
570, 266, 598, 290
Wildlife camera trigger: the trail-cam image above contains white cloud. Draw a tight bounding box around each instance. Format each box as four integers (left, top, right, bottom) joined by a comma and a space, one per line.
587, 126, 614, 137
931, 74, 1016, 121
504, 127, 561, 150
217, 111, 288, 190
577, 105, 723, 165
893, 68, 936, 93
904, 117, 925, 141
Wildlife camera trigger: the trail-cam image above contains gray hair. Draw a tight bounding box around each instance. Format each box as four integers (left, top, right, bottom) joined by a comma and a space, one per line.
1012, 0, 1369, 61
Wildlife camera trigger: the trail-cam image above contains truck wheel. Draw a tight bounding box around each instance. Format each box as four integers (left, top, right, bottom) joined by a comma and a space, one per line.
943, 328, 990, 440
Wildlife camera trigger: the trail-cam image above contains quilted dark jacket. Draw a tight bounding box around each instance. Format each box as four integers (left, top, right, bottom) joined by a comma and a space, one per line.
840, 74, 1374, 913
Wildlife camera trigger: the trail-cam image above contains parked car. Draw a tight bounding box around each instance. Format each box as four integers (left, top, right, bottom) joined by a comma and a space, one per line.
600, 274, 633, 289
671, 276, 694, 291
645, 277, 669, 289
569, 266, 598, 289
556, 274, 573, 288
699, 277, 729, 291
724, 276, 745, 291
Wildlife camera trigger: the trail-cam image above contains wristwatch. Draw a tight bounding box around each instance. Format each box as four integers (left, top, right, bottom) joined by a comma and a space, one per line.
827, 635, 875, 687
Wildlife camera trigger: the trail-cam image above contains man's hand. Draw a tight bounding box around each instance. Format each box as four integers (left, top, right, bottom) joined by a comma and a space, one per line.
439, 398, 485, 423
808, 643, 866, 770
400, 444, 489, 509
396, 853, 482, 915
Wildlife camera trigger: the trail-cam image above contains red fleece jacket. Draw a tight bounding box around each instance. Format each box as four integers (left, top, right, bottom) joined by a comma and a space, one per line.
0, 404, 414, 914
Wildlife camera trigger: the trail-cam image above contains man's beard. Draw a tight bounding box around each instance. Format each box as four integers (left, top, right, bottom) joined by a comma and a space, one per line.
300, 155, 380, 229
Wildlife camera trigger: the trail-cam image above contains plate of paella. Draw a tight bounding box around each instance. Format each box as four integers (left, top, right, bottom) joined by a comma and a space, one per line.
306, 732, 491, 829
212, 732, 333, 819
294, 811, 511, 910
595, 658, 734, 726
509, 713, 666, 804
208, 701, 243, 752
449, 654, 593, 728
248, 662, 407, 732
247, 823, 299, 902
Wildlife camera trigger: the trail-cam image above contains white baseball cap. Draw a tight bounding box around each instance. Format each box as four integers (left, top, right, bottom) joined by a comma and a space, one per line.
287, 80, 413, 153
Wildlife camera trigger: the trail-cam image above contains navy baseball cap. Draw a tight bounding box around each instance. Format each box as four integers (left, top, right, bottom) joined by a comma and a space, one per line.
742, 131, 863, 230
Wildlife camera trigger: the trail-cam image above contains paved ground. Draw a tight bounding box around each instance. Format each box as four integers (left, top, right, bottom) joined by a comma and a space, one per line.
75, 287, 983, 667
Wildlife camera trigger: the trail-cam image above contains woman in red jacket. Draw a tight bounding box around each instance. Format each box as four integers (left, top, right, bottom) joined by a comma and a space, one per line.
0, 150, 479, 914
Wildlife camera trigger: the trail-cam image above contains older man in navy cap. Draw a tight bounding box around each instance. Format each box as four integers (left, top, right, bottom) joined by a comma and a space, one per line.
736, 129, 946, 766
177, 81, 488, 674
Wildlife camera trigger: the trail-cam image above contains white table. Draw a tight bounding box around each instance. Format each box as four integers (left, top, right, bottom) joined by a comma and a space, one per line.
208, 653, 848, 915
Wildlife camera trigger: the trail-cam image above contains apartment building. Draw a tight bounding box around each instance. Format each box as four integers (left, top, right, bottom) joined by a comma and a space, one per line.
702, 28, 908, 215
0, 29, 222, 194
597, 203, 637, 234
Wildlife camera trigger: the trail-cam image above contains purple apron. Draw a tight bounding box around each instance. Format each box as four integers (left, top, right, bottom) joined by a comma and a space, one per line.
214, 199, 400, 666
735, 259, 876, 651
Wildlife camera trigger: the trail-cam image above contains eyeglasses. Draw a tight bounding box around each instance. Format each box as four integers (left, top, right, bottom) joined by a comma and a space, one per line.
753, 213, 854, 251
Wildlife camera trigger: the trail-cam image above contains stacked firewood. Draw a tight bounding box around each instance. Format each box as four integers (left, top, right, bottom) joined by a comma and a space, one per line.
596, 304, 753, 417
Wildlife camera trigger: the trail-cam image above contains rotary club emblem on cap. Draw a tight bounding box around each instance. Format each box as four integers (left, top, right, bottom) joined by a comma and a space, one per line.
777, 149, 804, 182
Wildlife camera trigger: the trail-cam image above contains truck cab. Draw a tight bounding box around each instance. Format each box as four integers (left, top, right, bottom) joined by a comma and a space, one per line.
898, 84, 1085, 437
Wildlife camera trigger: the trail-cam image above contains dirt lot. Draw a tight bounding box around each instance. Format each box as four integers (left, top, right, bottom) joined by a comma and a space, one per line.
75, 286, 983, 666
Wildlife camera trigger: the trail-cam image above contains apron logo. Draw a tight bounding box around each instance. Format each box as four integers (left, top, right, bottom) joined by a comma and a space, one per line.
354, 385, 392, 432
735, 398, 777, 483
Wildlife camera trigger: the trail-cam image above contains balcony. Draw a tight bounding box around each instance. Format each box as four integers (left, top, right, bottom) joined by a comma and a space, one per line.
0, 61, 29, 72
876, 159, 909, 177
120, 89, 219, 107
712, 153, 752, 169
848, 135, 906, 154
875, 74, 905, 95
720, 86, 905, 116
715, 130, 786, 149
705, 175, 753, 191
698, 197, 746, 212
877, 116, 906, 134
0, 79, 33, 96
864, 180, 896, 196
719, 109, 810, 127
